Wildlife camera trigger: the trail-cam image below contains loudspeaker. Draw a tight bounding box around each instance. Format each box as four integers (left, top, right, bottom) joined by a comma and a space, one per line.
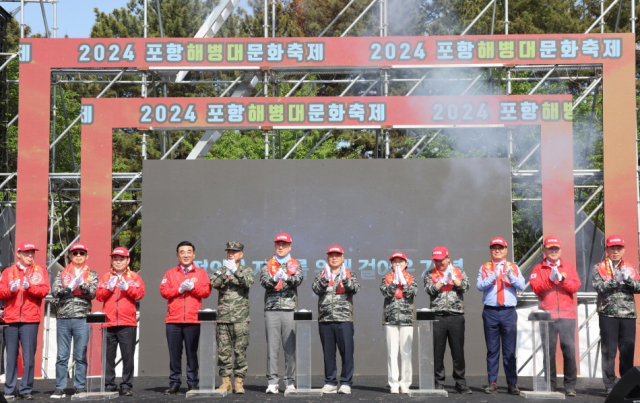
605, 366, 640, 403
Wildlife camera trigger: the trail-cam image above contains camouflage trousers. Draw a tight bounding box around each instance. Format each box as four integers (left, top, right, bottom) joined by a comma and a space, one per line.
216, 322, 250, 377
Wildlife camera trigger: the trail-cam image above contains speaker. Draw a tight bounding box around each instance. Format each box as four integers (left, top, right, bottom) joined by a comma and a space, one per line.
605, 366, 640, 403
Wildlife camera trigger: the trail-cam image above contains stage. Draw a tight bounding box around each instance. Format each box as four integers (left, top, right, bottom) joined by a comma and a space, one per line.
15, 376, 608, 401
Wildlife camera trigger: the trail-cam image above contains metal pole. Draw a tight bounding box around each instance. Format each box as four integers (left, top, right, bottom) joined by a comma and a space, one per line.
264, 0, 268, 37
264, 132, 269, 159
20, 0, 24, 38
341, 0, 378, 37
53, 0, 57, 38
504, 0, 509, 34
155, 0, 164, 37
272, 0, 276, 38
600, 0, 605, 33
461, 0, 496, 35
141, 131, 147, 160
51, 84, 57, 172
144, 0, 148, 38
490, 0, 497, 35
632, 0, 636, 34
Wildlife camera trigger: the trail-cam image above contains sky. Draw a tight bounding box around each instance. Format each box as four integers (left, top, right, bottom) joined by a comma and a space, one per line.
0, 0, 251, 38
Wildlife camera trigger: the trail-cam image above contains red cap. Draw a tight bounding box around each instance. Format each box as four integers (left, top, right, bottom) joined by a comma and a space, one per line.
110, 247, 130, 257
274, 233, 292, 243
606, 235, 625, 247
17, 242, 39, 252
430, 246, 449, 260
490, 237, 507, 247
389, 251, 407, 261
544, 236, 561, 248
69, 243, 88, 252
326, 245, 344, 254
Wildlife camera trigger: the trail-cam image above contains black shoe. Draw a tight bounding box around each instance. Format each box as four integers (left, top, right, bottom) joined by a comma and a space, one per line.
164, 384, 180, 395
21, 394, 34, 400
565, 389, 576, 397
51, 388, 66, 399
75, 388, 86, 395
435, 383, 444, 390
188, 384, 199, 391
121, 388, 133, 396
485, 383, 498, 394
508, 384, 520, 395
456, 385, 473, 394
105, 386, 117, 392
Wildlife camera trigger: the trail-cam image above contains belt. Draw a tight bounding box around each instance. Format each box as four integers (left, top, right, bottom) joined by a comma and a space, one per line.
484, 305, 515, 310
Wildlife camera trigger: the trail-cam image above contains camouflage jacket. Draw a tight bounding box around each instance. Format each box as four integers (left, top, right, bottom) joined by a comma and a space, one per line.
210, 264, 254, 323
311, 269, 360, 322
592, 261, 640, 318
51, 268, 99, 319
424, 268, 470, 315
259, 257, 304, 310
380, 276, 418, 325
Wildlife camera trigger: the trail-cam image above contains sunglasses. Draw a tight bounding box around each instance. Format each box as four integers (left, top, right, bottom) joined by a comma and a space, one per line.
71, 251, 87, 256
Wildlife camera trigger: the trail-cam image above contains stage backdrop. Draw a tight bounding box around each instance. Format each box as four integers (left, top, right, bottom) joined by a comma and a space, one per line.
139, 159, 513, 377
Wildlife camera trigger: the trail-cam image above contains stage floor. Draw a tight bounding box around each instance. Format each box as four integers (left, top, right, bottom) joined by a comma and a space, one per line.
13, 375, 608, 401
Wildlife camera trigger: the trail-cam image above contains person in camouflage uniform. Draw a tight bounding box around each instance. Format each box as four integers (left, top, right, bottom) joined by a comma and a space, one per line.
51, 243, 99, 396
592, 235, 640, 395
425, 246, 471, 394
311, 245, 360, 395
380, 251, 417, 394
259, 233, 303, 394
210, 242, 254, 394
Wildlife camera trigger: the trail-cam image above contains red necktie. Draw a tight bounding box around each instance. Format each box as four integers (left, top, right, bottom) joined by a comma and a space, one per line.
496, 265, 505, 305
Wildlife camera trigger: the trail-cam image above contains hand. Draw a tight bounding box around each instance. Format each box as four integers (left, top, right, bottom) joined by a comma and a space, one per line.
494, 265, 502, 279
22, 277, 29, 289
617, 269, 625, 282
549, 269, 557, 282
178, 282, 187, 294
9, 279, 19, 293
339, 266, 346, 282
554, 267, 563, 282
117, 280, 129, 291
438, 273, 447, 285
323, 268, 331, 281
225, 259, 237, 274
622, 267, 631, 281
183, 279, 194, 291
273, 270, 282, 281
107, 276, 118, 291
397, 268, 407, 286
280, 269, 289, 282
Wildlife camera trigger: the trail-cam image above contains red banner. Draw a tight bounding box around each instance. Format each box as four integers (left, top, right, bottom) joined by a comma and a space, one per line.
82, 95, 572, 129
20, 33, 630, 69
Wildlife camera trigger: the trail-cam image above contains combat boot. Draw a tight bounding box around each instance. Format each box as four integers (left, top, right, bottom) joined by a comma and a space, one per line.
234, 377, 245, 394
217, 376, 232, 393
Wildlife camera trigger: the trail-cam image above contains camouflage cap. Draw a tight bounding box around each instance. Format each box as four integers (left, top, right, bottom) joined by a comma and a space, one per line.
225, 241, 244, 251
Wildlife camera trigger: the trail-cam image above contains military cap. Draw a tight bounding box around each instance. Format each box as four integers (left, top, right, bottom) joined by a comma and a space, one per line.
225, 241, 244, 251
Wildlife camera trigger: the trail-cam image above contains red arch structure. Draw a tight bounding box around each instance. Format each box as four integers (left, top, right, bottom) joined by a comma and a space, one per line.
15, 34, 637, 376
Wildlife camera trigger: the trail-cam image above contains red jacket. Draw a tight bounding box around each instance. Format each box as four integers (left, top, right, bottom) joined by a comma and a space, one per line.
529, 258, 581, 319
160, 265, 212, 323
0, 264, 50, 323
96, 268, 145, 327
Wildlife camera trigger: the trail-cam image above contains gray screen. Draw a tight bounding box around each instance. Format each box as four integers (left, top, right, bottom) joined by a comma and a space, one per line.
139, 159, 513, 377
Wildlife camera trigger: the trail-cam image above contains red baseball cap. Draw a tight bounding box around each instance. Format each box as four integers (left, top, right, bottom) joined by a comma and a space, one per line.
17, 242, 39, 252
274, 233, 292, 243
69, 243, 88, 252
389, 251, 407, 261
430, 246, 449, 260
326, 245, 344, 254
544, 236, 561, 248
606, 235, 625, 247
490, 237, 508, 247
110, 247, 130, 257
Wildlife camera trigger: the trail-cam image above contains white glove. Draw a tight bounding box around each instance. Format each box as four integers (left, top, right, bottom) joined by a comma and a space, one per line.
397, 268, 407, 286
622, 267, 630, 281
178, 282, 187, 294
117, 280, 129, 291
107, 276, 118, 291
448, 265, 457, 282
280, 269, 289, 282
553, 267, 563, 282
323, 267, 331, 281
438, 271, 448, 284
273, 270, 281, 281
22, 277, 29, 289
9, 279, 19, 293
339, 266, 346, 282
494, 265, 502, 279
617, 269, 625, 282
183, 279, 195, 291
549, 269, 557, 282
225, 259, 237, 274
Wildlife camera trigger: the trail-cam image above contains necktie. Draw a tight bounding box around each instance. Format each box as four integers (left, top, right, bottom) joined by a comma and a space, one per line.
496, 263, 505, 305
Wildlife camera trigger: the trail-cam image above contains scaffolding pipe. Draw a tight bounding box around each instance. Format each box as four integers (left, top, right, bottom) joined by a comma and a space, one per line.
318, 0, 358, 37
264, 0, 268, 37
504, 0, 508, 34
155, 0, 164, 37
461, 0, 496, 35
490, 0, 497, 35
144, 0, 148, 38
20, 0, 24, 38
112, 205, 143, 240
341, 0, 378, 37
632, 0, 636, 34
52, 0, 56, 38
38, 0, 50, 37
572, 77, 603, 109
272, 0, 276, 38
283, 131, 311, 159
50, 69, 127, 150
527, 65, 557, 95
585, 0, 620, 33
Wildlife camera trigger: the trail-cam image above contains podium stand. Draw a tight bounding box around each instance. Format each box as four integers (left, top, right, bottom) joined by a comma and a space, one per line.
284, 310, 322, 397
408, 309, 448, 397
521, 311, 565, 400
186, 309, 227, 398
71, 313, 118, 401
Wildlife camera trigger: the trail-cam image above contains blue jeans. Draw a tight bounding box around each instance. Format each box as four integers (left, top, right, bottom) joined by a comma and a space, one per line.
55, 318, 90, 389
